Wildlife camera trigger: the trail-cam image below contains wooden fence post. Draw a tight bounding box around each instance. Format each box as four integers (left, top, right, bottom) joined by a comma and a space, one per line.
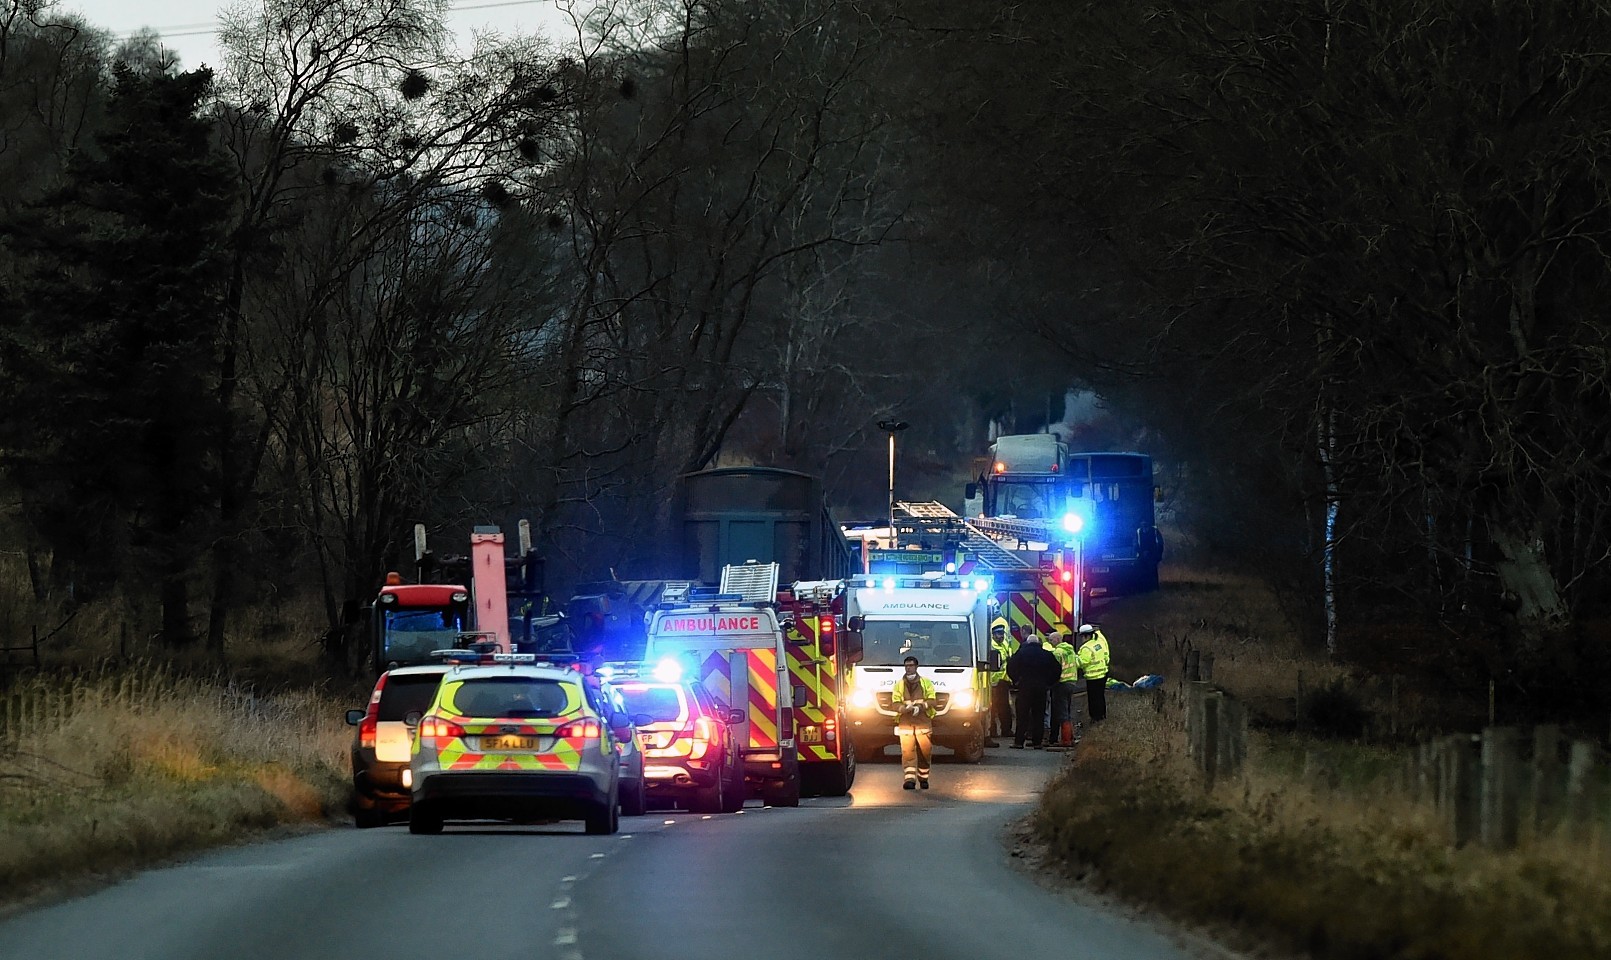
1185, 649, 1201, 683
1201, 653, 1215, 683
1530, 725, 1563, 838
1564, 740, 1598, 842
1216, 696, 1246, 783
1439, 735, 1481, 846
1481, 727, 1522, 851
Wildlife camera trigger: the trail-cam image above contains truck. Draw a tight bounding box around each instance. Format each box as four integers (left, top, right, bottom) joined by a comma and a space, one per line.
968, 434, 1163, 598
643, 571, 802, 807
368, 522, 549, 674
841, 572, 994, 764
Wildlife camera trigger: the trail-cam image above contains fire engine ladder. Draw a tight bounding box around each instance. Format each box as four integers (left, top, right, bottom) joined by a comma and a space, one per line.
719, 562, 780, 604
894, 501, 1032, 570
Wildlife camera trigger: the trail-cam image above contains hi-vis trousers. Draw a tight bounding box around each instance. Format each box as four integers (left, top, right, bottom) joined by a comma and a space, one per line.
896, 719, 932, 783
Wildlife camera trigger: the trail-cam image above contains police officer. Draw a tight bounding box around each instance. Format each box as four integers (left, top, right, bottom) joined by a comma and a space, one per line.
890, 655, 937, 789
1050, 624, 1080, 745
1076, 624, 1111, 723
1005, 634, 1060, 748
988, 617, 1017, 743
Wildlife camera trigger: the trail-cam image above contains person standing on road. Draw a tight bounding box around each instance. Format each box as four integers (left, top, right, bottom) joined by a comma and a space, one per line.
1005, 634, 1060, 749
890, 656, 937, 790
1050, 624, 1081, 745
1076, 624, 1111, 723
988, 617, 1017, 744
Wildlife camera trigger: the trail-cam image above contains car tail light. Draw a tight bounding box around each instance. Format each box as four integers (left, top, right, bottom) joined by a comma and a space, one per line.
360, 675, 387, 749
824, 715, 837, 742
555, 718, 601, 739
688, 717, 716, 760
418, 717, 465, 742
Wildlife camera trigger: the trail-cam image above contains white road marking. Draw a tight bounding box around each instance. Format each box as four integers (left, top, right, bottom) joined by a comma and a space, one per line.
589, 852, 605, 859
550, 898, 570, 909
555, 928, 577, 946
561, 875, 577, 883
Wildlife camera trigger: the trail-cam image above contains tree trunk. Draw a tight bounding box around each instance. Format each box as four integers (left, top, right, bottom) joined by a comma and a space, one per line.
1489, 518, 1568, 633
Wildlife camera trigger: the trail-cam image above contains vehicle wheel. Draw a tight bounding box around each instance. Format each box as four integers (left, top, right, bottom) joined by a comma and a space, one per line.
689, 774, 723, 814
813, 753, 854, 797
354, 807, 386, 829
408, 804, 443, 835
720, 770, 746, 813
585, 788, 620, 835
958, 726, 986, 764
621, 779, 647, 817
766, 780, 800, 808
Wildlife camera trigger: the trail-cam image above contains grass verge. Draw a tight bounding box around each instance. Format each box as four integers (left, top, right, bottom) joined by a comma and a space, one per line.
1035, 561, 1611, 960
0, 661, 351, 907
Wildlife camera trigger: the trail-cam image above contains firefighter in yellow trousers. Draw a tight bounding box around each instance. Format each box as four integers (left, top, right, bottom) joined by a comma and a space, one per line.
891, 655, 937, 790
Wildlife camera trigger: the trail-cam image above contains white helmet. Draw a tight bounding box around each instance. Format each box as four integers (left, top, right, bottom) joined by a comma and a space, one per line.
1077, 624, 1095, 636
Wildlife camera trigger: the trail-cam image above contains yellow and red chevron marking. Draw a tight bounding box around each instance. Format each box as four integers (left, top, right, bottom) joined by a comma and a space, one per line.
783, 612, 841, 762
436, 735, 586, 771
692, 649, 781, 750
746, 648, 780, 749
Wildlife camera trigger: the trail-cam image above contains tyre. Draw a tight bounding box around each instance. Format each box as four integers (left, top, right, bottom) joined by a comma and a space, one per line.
957, 726, 986, 764
766, 780, 800, 808
585, 787, 620, 835
689, 774, 723, 814
353, 807, 386, 829
720, 770, 746, 812
621, 779, 647, 817
408, 804, 442, 835
809, 746, 855, 797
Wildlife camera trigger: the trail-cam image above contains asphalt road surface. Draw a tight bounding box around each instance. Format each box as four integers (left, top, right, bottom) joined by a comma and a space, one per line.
0, 748, 1220, 960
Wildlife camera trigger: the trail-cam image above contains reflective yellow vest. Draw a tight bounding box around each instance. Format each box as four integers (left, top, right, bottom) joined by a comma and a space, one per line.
1077, 633, 1110, 680
1053, 641, 1080, 683
989, 636, 1017, 685
890, 675, 937, 719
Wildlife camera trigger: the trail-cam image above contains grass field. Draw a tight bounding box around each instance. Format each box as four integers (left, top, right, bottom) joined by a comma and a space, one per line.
1036, 560, 1611, 960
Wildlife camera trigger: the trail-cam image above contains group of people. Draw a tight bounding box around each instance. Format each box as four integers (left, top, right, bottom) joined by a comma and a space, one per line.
886, 617, 1113, 791
989, 617, 1110, 750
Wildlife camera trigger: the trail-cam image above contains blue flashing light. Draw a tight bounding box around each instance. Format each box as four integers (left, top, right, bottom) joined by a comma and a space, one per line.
945, 562, 957, 574
1061, 512, 1086, 535
881, 577, 896, 592
972, 578, 990, 592
652, 658, 684, 683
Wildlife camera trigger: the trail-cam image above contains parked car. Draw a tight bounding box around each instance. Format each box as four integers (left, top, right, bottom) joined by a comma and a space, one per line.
345, 664, 450, 828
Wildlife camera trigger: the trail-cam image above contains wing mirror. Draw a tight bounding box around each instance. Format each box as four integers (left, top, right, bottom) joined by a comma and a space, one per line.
846, 616, 865, 631
345, 709, 365, 725
725, 708, 746, 725
632, 712, 655, 727
404, 710, 422, 726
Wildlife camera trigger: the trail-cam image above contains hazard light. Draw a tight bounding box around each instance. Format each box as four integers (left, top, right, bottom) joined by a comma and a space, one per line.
555, 718, 601, 739
418, 716, 465, 743
993, 461, 1006, 473
1060, 569, 1074, 584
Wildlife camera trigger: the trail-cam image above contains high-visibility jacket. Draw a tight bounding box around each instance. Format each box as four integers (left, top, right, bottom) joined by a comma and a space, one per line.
989, 636, 1017, 685
890, 675, 938, 719
1076, 632, 1110, 680
1052, 641, 1080, 683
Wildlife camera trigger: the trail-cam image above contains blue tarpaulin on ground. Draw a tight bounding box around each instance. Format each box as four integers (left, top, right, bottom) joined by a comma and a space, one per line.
1106, 674, 1164, 691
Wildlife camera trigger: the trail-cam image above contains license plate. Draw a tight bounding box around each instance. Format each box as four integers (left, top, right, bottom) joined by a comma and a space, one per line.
481, 735, 539, 750
1091, 566, 1110, 573
799, 727, 822, 743
639, 732, 673, 749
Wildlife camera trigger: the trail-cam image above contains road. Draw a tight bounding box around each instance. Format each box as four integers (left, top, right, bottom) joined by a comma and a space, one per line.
0, 748, 1218, 960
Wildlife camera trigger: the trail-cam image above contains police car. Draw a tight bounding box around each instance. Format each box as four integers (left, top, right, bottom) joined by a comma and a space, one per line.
407, 655, 634, 835
613, 668, 745, 814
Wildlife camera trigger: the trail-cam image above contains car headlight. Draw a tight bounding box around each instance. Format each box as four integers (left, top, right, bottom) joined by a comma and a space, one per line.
850, 689, 875, 709
949, 688, 975, 710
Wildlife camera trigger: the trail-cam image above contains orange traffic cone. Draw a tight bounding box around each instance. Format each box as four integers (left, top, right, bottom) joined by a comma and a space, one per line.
1059, 720, 1074, 746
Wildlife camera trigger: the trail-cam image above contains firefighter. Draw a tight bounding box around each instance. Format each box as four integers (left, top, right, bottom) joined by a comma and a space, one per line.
988, 617, 1017, 743
1005, 634, 1060, 748
890, 655, 937, 790
1050, 624, 1080, 745
1076, 624, 1111, 723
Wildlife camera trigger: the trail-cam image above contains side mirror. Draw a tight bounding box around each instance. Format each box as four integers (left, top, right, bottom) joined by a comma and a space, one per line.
845, 631, 864, 664
632, 712, 655, 727
792, 685, 810, 708
345, 709, 365, 725
846, 616, 865, 632
987, 649, 1001, 672
726, 708, 746, 725
964, 482, 978, 500
404, 710, 422, 726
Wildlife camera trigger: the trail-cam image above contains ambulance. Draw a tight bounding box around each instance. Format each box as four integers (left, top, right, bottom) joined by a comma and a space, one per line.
842, 573, 995, 763
643, 588, 801, 807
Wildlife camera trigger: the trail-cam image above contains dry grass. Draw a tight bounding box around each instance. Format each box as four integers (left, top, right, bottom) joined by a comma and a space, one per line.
1037, 560, 1611, 960
0, 661, 351, 904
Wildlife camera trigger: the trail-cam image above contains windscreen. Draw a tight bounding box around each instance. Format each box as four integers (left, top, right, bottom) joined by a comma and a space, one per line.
992, 479, 1063, 520
447, 678, 572, 719
382, 608, 467, 663
617, 686, 688, 724
860, 619, 975, 666
377, 674, 444, 721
